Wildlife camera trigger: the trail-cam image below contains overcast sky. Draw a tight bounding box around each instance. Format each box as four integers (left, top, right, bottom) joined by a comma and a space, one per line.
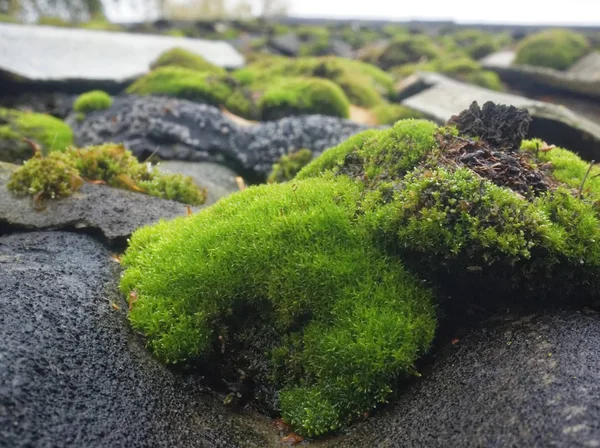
107, 0, 600, 25
285, 0, 600, 25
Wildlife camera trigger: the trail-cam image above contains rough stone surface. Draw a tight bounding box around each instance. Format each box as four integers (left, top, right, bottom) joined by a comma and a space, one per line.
0, 92, 75, 119
0, 23, 244, 84
268, 32, 301, 56
397, 72, 600, 160
0, 231, 278, 447
159, 161, 240, 206
0, 162, 197, 245
324, 309, 600, 448
481, 50, 600, 99
72, 96, 372, 180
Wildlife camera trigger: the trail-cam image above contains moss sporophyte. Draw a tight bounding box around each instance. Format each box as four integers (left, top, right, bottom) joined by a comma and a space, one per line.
119, 102, 600, 437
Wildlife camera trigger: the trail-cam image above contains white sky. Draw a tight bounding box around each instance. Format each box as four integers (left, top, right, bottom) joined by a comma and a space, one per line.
107, 0, 600, 25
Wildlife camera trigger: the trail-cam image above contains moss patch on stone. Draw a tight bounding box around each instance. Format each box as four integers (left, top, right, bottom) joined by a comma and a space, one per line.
515, 29, 590, 70
267, 149, 313, 183
8, 143, 206, 205
371, 103, 423, 125
258, 77, 350, 120
73, 90, 113, 114
150, 47, 226, 74
375, 34, 440, 70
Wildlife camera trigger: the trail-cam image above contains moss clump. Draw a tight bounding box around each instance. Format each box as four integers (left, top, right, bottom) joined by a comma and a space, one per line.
120, 176, 435, 437
73, 90, 113, 114
8, 143, 206, 205
267, 149, 313, 183
371, 103, 423, 125
467, 70, 503, 91
8, 152, 83, 200
0, 108, 73, 162
150, 47, 226, 75
258, 77, 350, 121
79, 19, 122, 31
0, 13, 19, 23
37, 16, 71, 27
127, 67, 236, 108
449, 29, 501, 59
515, 30, 590, 70
376, 35, 440, 70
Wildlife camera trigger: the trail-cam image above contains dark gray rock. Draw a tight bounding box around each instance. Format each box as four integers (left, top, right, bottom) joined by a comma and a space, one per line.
159, 161, 240, 206
268, 32, 301, 56
0, 162, 197, 245
72, 96, 371, 180
328, 39, 354, 59
325, 309, 600, 447
0, 23, 244, 86
0, 231, 278, 447
0, 92, 75, 119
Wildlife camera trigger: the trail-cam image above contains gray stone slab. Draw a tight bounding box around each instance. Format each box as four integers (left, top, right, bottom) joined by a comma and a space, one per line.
398, 72, 600, 160
0, 162, 201, 244
324, 309, 600, 447
481, 50, 600, 98
0, 23, 244, 83
0, 230, 278, 447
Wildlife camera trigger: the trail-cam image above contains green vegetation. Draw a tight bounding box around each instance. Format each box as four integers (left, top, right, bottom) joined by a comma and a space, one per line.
371, 103, 423, 125
150, 47, 226, 74
0, 13, 19, 23
449, 29, 501, 59
258, 77, 350, 120
467, 70, 503, 91
120, 112, 600, 437
8, 143, 206, 205
515, 29, 590, 70
127, 67, 242, 112
73, 90, 113, 114
79, 19, 123, 31
165, 29, 186, 37
0, 108, 73, 162
267, 149, 313, 183
37, 16, 71, 27
375, 34, 440, 70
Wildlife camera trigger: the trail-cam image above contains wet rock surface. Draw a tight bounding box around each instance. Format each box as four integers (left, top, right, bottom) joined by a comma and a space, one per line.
324, 309, 600, 448
72, 96, 371, 180
0, 23, 243, 85
0, 231, 277, 447
0, 162, 196, 245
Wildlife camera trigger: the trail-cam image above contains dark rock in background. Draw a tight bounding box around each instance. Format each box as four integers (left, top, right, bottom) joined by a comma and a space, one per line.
0, 231, 277, 447
323, 309, 600, 447
0, 92, 75, 119
268, 32, 301, 56
72, 96, 372, 181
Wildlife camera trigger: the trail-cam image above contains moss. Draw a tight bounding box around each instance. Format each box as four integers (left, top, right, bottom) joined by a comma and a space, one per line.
37, 16, 71, 27
467, 70, 503, 91
376, 34, 440, 70
73, 90, 113, 114
449, 29, 501, 59
126, 67, 236, 108
120, 175, 435, 437
165, 29, 186, 37
267, 149, 313, 183
79, 19, 122, 31
0, 13, 19, 23
8, 143, 206, 205
0, 108, 73, 159
7, 152, 82, 200
150, 47, 226, 75
258, 77, 350, 121
371, 103, 424, 125
515, 29, 590, 70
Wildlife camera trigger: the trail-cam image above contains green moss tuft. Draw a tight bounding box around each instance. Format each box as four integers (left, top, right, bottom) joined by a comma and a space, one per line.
0, 108, 73, 161
126, 67, 236, 108
267, 149, 313, 183
515, 29, 590, 70
79, 19, 122, 31
120, 176, 435, 437
8, 152, 82, 200
376, 34, 440, 70
73, 90, 113, 114
371, 103, 423, 125
7, 143, 206, 205
467, 70, 503, 91
259, 77, 350, 120
37, 16, 71, 27
150, 47, 226, 74
449, 29, 501, 59
0, 13, 19, 23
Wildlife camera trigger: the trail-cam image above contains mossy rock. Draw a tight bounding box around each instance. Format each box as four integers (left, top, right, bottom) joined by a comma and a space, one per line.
0, 108, 73, 163
449, 29, 501, 59
466, 70, 503, 91
8, 143, 206, 205
150, 47, 226, 75
73, 90, 113, 114
127, 67, 236, 109
258, 77, 350, 121
371, 103, 423, 125
515, 29, 590, 70
376, 35, 440, 70
267, 148, 313, 183
118, 102, 600, 439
